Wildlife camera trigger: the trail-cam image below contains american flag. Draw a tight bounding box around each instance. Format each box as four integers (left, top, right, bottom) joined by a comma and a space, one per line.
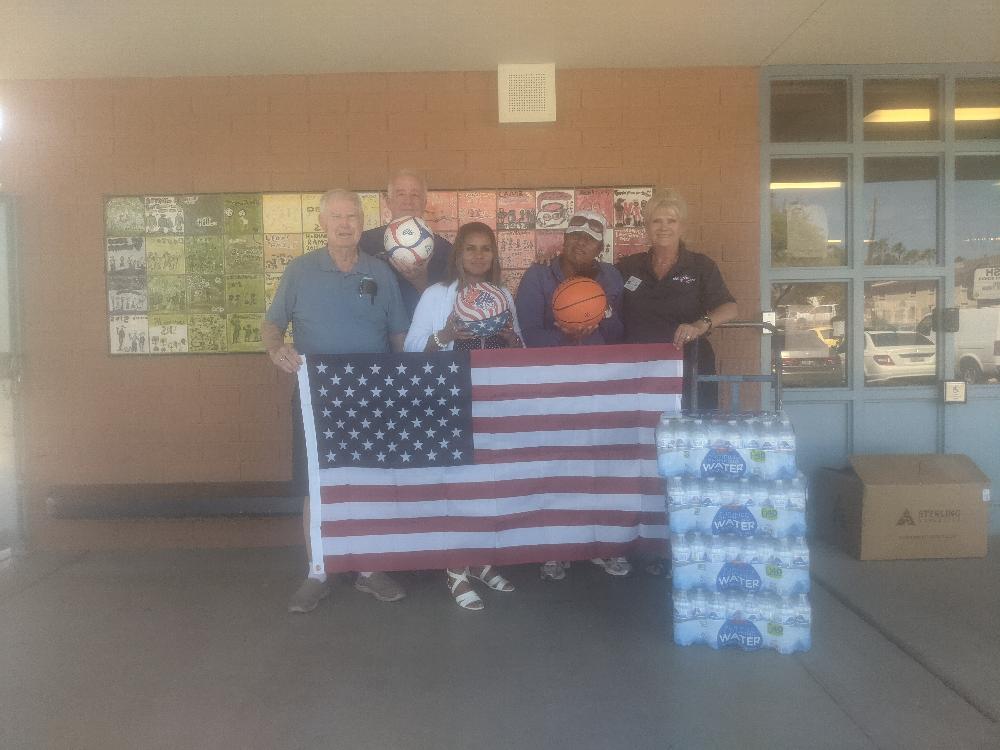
298, 343, 683, 574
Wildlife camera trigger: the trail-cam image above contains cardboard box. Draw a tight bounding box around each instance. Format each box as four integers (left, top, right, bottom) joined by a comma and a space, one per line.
810, 454, 990, 560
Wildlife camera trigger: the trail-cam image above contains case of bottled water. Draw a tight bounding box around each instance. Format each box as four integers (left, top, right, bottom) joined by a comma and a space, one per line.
671, 533, 810, 597
673, 589, 812, 653
663, 410, 812, 653
656, 411, 798, 481
666, 475, 808, 538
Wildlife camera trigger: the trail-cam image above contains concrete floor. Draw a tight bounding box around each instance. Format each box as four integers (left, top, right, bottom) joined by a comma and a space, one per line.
1, 541, 998, 750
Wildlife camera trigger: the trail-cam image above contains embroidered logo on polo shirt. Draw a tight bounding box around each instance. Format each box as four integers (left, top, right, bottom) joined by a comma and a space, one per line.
671, 274, 696, 284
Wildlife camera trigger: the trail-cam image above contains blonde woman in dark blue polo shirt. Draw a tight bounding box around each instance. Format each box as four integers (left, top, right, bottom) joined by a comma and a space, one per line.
615, 188, 738, 412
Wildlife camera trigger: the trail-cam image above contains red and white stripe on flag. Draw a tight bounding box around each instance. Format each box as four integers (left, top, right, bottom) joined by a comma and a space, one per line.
298, 343, 683, 573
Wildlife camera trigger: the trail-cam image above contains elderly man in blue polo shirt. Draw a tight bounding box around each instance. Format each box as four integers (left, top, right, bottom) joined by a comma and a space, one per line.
263, 189, 409, 613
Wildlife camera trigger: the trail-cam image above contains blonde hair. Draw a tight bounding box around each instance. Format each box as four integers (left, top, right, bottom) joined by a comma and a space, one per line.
642, 188, 688, 225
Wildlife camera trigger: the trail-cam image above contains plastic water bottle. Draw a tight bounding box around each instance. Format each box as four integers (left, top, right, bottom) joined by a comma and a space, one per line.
708, 591, 727, 620
685, 478, 702, 509
675, 415, 691, 458
745, 415, 761, 451
666, 476, 685, 511
757, 537, 775, 565
688, 418, 709, 475
707, 536, 726, 563
672, 532, 692, 563
707, 418, 724, 449
751, 481, 769, 508
672, 590, 696, 647
719, 481, 736, 508
735, 476, 750, 502
771, 479, 788, 519
788, 475, 807, 512
774, 538, 793, 567
724, 536, 743, 562
758, 417, 778, 479
743, 592, 765, 623
691, 588, 709, 619
775, 596, 798, 654
673, 589, 693, 618
776, 414, 797, 478
690, 533, 707, 563
792, 536, 810, 567
656, 414, 683, 477
725, 419, 742, 450
793, 594, 813, 653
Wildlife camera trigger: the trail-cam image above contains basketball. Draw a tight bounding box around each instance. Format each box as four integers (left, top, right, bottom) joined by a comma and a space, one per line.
552, 277, 607, 332
383, 216, 434, 271
454, 282, 512, 337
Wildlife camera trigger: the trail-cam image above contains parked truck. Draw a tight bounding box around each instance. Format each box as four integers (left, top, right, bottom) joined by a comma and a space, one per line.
918, 306, 1000, 384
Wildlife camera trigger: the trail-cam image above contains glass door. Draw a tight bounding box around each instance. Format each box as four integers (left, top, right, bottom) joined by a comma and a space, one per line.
0, 196, 22, 562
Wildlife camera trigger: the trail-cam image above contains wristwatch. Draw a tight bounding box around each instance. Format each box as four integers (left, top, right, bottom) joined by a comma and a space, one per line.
699, 315, 713, 334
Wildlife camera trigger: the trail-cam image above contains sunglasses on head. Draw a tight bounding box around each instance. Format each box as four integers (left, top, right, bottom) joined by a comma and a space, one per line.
567, 215, 604, 235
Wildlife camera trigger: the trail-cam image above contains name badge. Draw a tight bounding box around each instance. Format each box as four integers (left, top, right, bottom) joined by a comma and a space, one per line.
624, 275, 642, 292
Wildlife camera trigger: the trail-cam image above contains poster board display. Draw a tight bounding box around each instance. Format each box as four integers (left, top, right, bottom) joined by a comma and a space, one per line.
104, 187, 653, 354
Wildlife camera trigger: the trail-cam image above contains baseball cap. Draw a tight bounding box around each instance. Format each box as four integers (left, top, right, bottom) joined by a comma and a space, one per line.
565, 210, 607, 242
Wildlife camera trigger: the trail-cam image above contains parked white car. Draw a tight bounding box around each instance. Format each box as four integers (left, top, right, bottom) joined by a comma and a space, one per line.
863, 330, 936, 384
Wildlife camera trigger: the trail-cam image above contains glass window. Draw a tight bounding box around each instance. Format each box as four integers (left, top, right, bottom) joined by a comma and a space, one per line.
951, 155, 1000, 384
770, 158, 847, 267
770, 79, 849, 143
955, 78, 1000, 140
864, 280, 937, 386
863, 157, 938, 265
771, 282, 847, 388
863, 78, 940, 141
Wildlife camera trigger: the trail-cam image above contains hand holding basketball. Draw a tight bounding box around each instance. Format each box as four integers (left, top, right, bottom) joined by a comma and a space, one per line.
552, 277, 607, 340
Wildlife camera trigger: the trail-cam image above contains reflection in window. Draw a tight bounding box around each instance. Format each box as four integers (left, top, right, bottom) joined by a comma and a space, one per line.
956, 78, 1000, 140
770, 79, 849, 143
770, 159, 847, 267
863, 157, 938, 265
864, 280, 937, 386
953, 155, 1000, 384
771, 282, 847, 388
863, 78, 940, 141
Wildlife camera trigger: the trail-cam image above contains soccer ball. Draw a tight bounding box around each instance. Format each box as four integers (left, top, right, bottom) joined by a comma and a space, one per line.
383, 216, 435, 272
454, 282, 512, 338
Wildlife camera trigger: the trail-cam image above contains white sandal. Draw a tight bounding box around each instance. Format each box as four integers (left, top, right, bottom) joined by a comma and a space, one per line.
471, 565, 514, 592
446, 568, 484, 610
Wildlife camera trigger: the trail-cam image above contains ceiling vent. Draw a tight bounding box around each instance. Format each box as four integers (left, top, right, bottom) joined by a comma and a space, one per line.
498, 63, 556, 123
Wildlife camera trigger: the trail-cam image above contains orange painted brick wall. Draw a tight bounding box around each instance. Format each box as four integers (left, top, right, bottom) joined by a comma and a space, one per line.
0, 67, 760, 551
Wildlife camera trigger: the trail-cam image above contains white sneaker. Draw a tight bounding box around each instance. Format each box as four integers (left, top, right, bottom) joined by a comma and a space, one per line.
540, 561, 566, 581
591, 557, 631, 576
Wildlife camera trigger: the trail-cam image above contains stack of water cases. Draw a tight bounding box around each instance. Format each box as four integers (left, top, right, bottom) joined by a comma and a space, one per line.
656, 412, 812, 654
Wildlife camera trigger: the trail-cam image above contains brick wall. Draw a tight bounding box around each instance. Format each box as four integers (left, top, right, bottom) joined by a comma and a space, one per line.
0, 67, 761, 550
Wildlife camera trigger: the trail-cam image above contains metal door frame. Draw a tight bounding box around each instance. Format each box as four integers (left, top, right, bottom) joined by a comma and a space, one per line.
0, 194, 25, 558
760, 64, 1000, 462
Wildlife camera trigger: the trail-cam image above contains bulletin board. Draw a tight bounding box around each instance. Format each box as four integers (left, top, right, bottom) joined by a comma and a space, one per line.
104, 187, 652, 355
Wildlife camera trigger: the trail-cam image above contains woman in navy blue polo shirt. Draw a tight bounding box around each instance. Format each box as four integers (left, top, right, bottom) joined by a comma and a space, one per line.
615, 189, 738, 412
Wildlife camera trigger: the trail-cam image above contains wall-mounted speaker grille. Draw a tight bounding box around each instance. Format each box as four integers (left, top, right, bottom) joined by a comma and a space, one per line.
498, 63, 556, 123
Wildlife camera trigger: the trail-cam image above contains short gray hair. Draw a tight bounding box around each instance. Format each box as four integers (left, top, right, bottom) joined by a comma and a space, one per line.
387, 169, 428, 196
642, 188, 688, 225
319, 189, 363, 215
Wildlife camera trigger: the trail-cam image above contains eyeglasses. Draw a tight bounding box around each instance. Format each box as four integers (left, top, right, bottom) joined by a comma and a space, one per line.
567, 215, 604, 235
